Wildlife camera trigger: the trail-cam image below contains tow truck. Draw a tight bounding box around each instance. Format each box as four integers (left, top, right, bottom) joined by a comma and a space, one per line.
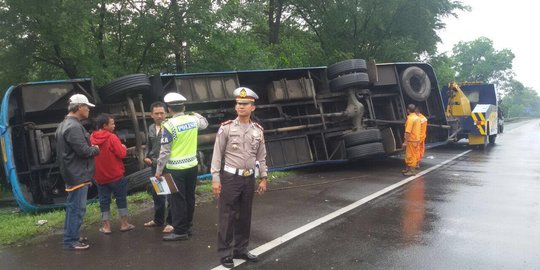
443, 82, 503, 148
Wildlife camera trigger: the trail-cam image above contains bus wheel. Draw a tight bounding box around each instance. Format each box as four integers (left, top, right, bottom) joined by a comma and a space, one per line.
99, 74, 151, 104
401, 66, 431, 101
327, 59, 367, 80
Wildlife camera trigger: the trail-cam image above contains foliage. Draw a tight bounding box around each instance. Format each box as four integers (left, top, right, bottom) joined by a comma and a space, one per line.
427, 53, 456, 87
499, 80, 540, 118
452, 37, 515, 84
291, 0, 468, 63
0, 0, 468, 94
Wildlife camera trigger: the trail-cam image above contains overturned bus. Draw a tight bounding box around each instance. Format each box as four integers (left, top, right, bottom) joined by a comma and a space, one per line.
0, 59, 450, 212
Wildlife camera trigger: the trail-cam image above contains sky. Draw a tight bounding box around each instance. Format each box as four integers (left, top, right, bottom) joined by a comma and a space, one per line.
437, 0, 539, 91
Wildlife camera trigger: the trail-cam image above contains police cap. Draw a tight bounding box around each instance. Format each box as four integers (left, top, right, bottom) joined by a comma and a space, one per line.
164, 92, 187, 105
233, 87, 259, 104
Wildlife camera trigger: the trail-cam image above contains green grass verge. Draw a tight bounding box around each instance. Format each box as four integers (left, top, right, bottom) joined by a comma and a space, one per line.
0, 170, 297, 246
0, 192, 152, 246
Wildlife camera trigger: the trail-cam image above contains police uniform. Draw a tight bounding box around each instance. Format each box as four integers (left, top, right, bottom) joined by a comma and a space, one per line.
156, 92, 208, 239
211, 87, 268, 261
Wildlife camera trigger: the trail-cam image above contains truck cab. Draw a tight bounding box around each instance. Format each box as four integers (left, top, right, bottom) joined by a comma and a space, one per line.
443, 82, 502, 148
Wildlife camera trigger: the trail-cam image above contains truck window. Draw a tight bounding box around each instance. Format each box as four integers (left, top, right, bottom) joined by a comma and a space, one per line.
466, 91, 480, 103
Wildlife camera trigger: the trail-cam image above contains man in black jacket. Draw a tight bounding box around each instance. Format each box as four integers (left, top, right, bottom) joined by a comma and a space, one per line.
143, 102, 173, 233
56, 94, 100, 250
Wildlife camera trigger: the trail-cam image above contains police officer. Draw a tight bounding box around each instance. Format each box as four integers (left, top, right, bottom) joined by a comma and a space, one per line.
155, 92, 208, 241
211, 87, 268, 268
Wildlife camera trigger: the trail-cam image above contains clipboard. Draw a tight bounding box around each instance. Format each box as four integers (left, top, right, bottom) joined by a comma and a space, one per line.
149, 173, 178, 195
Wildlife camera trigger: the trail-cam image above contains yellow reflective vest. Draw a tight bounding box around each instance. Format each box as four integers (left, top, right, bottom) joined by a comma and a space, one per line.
162, 115, 199, 170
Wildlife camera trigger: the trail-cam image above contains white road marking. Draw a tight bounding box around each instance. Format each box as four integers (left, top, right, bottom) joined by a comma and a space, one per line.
211, 150, 472, 269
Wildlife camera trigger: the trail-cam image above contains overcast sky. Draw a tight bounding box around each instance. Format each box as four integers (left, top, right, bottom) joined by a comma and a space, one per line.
437, 0, 539, 91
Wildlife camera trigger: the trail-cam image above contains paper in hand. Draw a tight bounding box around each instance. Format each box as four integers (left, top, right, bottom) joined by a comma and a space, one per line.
149, 173, 178, 195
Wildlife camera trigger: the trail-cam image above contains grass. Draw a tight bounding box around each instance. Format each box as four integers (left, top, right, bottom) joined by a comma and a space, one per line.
0, 186, 11, 200
0, 170, 298, 246
0, 192, 151, 246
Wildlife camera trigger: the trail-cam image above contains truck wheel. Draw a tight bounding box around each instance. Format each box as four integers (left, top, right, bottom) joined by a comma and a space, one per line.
488, 134, 497, 144
99, 74, 151, 104
327, 59, 368, 80
343, 129, 382, 148
329, 72, 369, 92
346, 142, 385, 160
401, 66, 431, 101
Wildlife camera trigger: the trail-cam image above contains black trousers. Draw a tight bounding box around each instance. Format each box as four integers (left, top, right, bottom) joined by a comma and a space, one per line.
217, 172, 255, 258
166, 166, 198, 235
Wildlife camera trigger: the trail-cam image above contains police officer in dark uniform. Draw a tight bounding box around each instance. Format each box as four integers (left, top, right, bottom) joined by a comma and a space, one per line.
156, 92, 208, 241
211, 87, 268, 268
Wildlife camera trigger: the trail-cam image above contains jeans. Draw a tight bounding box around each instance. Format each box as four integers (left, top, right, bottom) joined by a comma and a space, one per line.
152, 190, 172, 226
63, 185, 88, 247
97, 177, 128, 220
151, 166, 171, 225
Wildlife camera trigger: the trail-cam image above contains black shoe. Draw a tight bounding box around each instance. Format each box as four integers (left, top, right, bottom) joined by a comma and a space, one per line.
220, 256, 234, 268
233, 252, 259, 262
162, 233, 188, 241
187, 227, 193, 236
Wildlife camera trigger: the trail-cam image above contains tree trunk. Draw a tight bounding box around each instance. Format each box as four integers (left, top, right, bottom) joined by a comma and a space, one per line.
97, 0, 107, 68
268, 0, 283, 44
53, 44, 78, 78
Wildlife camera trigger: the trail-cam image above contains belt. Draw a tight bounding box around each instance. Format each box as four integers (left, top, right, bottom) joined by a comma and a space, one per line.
223, 165, 254, 177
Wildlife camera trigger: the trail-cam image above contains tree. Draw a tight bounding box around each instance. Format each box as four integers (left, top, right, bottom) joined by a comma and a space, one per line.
0, 0, 468, 94
452, 37, 515, 84
427, 53, 457, 87
291, 0, 468, 63
500, 80, 540, 118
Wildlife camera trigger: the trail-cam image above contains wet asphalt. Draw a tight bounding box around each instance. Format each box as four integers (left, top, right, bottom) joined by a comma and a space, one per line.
1, 120, 539, 270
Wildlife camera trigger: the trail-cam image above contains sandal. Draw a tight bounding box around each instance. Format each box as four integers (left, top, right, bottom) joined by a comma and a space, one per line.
120, 224, 135, 232
144, 220, 160, 227
99, 227, 112, 234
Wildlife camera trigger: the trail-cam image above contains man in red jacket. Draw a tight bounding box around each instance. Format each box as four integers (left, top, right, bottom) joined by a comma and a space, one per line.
90, 113, 134, 234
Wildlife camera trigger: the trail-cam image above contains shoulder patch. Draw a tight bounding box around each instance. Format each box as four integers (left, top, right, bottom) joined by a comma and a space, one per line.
221, 120, 233, 126
254, 122, 264, 131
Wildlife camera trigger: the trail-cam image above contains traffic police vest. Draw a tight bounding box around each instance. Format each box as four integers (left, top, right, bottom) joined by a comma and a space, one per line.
162, 114, 199, 170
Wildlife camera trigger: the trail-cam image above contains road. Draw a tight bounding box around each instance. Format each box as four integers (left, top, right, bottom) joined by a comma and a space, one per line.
0, 120, 539, 270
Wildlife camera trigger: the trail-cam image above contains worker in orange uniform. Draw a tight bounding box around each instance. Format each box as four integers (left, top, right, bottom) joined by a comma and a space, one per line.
415, 107, 428, 169
402, 104, 421, 176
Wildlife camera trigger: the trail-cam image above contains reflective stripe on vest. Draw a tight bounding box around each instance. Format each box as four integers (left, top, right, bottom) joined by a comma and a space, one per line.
163, 115, 198, 170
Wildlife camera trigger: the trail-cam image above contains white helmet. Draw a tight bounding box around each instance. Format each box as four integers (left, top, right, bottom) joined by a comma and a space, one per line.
163, 92, 187, 104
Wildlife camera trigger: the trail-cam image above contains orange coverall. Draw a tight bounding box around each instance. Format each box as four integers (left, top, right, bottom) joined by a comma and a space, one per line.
417, 113, 428, 160
404, 113, 421, 168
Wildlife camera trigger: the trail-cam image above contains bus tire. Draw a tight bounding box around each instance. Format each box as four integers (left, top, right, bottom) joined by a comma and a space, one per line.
329, 72, 369, 92
346, 142, 385, 160
99, 74, 151, 104
343, 129, 382, 148
327, 59, 368, 80
401, 66, 431, 101
126, 167, 152, 192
